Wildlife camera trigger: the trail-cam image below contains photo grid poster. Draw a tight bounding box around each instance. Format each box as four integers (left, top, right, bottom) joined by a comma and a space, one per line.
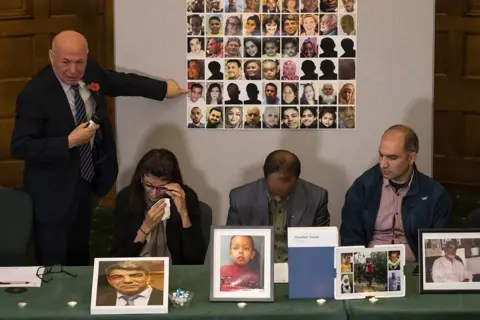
186, 0, 357, 130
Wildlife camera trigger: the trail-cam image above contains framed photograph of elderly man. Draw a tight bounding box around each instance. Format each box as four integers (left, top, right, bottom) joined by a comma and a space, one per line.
210, 226, 274, 302
90, 257, 169, 315
419, 229, 480, 293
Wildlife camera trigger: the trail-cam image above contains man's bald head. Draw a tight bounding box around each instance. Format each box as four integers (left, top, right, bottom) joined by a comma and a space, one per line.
52, 30, 89, 54
378, 124, 418, 183
263, 150, 301, 200
49, 30, 89, 85
263, 150, 301, 178
382, 124, 419, 154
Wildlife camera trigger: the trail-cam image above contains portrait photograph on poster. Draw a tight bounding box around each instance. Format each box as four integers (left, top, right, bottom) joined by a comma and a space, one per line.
210, 226, 274, 302
185, 0, 358, 130
90, 257, 169, 315
419, 229, 480, 293
334, 245, 406, 300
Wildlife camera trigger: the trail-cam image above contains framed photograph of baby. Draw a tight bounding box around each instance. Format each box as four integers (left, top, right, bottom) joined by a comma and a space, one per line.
90, 257, 169, 315
210, 226, 274, 302
419, 229, 480, 293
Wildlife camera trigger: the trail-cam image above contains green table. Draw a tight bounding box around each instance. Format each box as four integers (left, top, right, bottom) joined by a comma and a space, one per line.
0, 265, 346, 319
346, 264, 480, 320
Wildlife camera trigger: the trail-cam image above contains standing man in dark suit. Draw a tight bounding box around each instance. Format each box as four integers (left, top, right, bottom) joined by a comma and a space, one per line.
226, 150, 330, 262
96, 261, 164, 306
10, 30, 187, 266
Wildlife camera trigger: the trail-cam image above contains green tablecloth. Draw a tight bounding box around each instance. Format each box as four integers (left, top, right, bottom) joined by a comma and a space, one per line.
346, 264, 480, 320
0, 265, 346, 319
5, 264, 480, 319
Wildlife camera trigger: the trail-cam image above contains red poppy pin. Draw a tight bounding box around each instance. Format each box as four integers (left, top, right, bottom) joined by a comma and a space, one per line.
89, 82, 100, 92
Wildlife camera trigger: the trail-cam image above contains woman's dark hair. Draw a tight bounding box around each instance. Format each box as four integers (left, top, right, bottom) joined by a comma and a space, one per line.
244, 37, 261, 57
281, 83, 299, 104
129, 149, 184, 216
319, 106, 337, 120
262, 15, 280, 32
300, 106, 317, 117
206, 82, 223, 104
246, 15, 261, 35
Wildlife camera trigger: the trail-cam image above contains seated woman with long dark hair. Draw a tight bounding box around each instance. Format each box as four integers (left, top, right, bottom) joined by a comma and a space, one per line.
111, 149, 206, 264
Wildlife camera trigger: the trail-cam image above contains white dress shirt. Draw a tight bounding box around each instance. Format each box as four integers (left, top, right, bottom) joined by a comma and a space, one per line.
57, 79, 96, 146
116, 286, 153, 306
58, 79, 95, 121
431, 256, 473, 282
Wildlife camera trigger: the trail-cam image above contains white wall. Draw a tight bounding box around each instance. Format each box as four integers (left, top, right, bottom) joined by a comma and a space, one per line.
114, 0, 434, 227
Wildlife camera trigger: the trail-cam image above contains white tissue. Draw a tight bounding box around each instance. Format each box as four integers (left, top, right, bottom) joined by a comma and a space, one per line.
151, 198, 171, 221
162, 198, 171, 221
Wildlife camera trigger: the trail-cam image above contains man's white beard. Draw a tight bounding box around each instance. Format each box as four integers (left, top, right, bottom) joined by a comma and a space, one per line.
320, 92, 336, 104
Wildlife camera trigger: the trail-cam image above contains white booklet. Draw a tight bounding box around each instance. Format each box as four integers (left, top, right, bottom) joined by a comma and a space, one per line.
0, 267, 43, 287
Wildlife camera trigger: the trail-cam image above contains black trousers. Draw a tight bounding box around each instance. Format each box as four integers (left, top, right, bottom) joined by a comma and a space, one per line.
34, 178, 93, 266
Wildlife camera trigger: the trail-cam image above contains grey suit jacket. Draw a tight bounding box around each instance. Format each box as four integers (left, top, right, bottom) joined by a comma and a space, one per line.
226, 178, 330, 227
96, 287, 164, 306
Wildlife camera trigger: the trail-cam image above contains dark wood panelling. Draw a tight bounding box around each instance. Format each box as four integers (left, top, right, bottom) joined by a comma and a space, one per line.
434, 1, 480, 193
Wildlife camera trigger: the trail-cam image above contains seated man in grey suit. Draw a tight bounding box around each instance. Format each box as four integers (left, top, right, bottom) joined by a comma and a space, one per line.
96, 261, 164, 306
227, 150, 330, 262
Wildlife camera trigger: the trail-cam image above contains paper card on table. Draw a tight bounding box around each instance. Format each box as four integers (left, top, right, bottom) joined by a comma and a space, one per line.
0, 267, 42, 287
274, 263, 288, 283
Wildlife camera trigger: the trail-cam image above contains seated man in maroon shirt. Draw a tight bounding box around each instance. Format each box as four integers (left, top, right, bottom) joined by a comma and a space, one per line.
340, 125, 452, 262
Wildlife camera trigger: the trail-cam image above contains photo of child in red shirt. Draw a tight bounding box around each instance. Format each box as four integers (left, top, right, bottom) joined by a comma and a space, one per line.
220, 235, 262, 291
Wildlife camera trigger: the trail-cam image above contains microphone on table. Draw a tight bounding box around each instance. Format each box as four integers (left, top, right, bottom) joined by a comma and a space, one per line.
87, 109, 106, 127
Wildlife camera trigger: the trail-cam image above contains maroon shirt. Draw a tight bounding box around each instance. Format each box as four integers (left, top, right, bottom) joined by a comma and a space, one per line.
368, 177, 415, 261
220, 264, 260, 291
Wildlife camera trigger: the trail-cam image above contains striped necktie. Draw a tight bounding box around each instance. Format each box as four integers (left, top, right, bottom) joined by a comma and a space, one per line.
71, 85, 94, 182
121, 294, 141, 306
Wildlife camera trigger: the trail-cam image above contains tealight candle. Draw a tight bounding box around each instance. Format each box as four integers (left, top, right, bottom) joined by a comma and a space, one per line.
67, 301, 77, 308
316, 299, 326, 305
17, 301, 27, 308
237, 302, 247, 308
369, 297, 378, 304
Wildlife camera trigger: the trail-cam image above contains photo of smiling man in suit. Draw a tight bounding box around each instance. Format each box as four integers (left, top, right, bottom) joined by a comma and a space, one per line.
96, 261, 164, 306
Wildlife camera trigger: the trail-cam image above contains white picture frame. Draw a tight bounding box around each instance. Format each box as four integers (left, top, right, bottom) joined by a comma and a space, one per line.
419, 228, 480, 293
334, 244, 406, 300
90, 257, 169, 315
210, 226, 274, 302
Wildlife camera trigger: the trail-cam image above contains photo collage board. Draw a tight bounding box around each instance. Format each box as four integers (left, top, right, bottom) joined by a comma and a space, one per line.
334, 245, 406, 300
186, 0, 357, 130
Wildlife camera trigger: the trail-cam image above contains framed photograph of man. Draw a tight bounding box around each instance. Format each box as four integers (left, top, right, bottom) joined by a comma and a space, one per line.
210, 226, 274, 302
419, 229, 480, 293
334, 244, 406, 300
90, 257, 169, 315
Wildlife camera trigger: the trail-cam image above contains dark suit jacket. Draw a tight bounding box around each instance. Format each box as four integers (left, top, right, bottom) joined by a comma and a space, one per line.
111, 185, 206, 265
10, 58, 167, 224
226, 178, 330, 227
340, 164, 452, 260
96, 287, 164, 306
